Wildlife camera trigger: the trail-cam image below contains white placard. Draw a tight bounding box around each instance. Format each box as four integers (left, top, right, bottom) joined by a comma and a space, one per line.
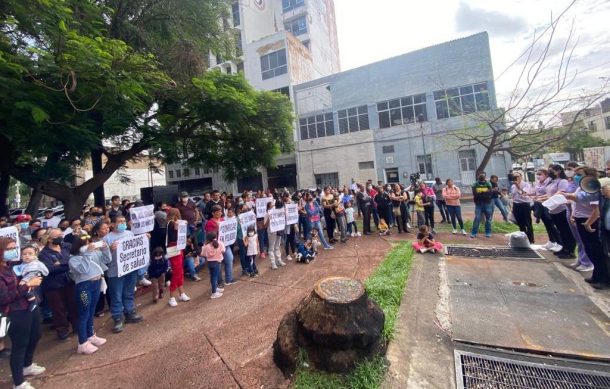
285, 203, 298, 225
0, 226, 20, 253
218, 219, 238, 246
130, 205, 155, 235
256, 197, 274, 217
269, 208, 286, 233
176, 220, 188, 250
238, 211, 256, 237
116, 234, 150, 277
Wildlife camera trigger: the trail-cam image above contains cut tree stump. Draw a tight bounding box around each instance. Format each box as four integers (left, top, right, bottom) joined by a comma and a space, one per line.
273, 276, 385, 375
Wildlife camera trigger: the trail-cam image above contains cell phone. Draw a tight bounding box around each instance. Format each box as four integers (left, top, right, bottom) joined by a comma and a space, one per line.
93, 241, 104, 248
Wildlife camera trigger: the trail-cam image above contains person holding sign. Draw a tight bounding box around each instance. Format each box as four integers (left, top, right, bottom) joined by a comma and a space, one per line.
68, 235, 112, 355
166, 208, 191, 307
201, 232, 225, 299
264, 201, 287, 270
304, 193, 333, 250
205, 205, 236, 286
103, 216, 143, 333
282, 193, 298, 260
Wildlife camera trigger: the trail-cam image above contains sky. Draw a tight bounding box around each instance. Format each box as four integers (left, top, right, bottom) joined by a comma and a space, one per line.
333, 0, 610, 107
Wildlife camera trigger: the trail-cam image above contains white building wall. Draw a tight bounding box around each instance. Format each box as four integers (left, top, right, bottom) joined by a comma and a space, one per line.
85, 169, 166, 201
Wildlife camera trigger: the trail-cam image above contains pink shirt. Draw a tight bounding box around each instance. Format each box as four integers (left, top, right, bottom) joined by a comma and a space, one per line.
201, 241, 225, 262
443, 186, 461, 206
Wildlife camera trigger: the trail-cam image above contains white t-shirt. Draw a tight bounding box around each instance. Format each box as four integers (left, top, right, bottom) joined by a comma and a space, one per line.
246, 234, 258, 256
345, 207, 355, 223
39, 216, 61, 229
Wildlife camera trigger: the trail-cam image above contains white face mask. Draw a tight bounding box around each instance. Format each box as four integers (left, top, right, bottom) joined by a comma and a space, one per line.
565, 170, 575, 178
247, 232, 254, 237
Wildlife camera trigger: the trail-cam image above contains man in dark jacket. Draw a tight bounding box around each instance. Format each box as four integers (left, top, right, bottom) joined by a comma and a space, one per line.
470, 173, 493, 238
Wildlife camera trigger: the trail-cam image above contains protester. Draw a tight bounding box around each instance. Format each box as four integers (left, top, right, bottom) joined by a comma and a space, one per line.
510, 171, 534, 243
148, 247, 169, 303
412, 225, 443, 254
564, 162, 593, 271
14, 245, 48, 312
205, 205, 236, 286
243, 225, 259, 276
470, 173, 493, 238
489, 175, 509, 222
175, 191, 200, 238
39, 209, 60, 229
166, 208, 190, 307
533, 168, 562, 250
107, 196, 124, 223
542, 164, 575, 258
305, 192, 333, 249
356, 184, 372, 235
443, 179, 466, 235
321, 187, 337, 244
201, 232, 225, 299
433, 177, 449, 223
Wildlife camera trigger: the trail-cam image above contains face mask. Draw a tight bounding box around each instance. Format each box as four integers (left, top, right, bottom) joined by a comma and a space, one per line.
117, 223, 127, 232
20, 222, 29, 230
51, 237, 63, 245
478, 177, 486, 183
3, 249, 19, 262
574, 174, 582, 185
154, 256, 163, 260
536, 174, 543, 180
565, 170, 575, 178
548, 172, 557, 179
247, 232, 254, 237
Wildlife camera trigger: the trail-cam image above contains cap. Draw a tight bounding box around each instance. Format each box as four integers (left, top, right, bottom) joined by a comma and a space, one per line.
180, 191, 189, 197
15, 214, 32, 222
134, 200, 144, 206
44, 208, 54, 213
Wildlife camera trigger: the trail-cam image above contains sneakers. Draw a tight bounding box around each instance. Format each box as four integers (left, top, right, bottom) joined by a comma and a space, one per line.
23, 363, 45, 377
357, 232, 362, 237
14, 381, 35, 389
168, 297, 178, 307
190, 275, 202, 282
179, 293, 191, 302
278, 260, 287, 266
211, 292, 223, 299
261, 252, 267, 259
542, 241, 555, 250
419, 248, 426, 254
575, 264, 594, 272
216, 287, 225, 293
407, 223, 412, 229
138, 278, 152, 286
323, 246, 334, 250
225, 280, 238, 286
287, 254, 294, 261
271, 265, 278, 270
549, 243, 563, 253
88, 334, 107, 347
462, 229, 467, 235
77, 341, 98, 355
452, 229, 457, 234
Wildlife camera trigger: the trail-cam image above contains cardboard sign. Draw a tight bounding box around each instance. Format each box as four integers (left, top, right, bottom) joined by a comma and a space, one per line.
285, 203, 298, 225
256, 197, 274, 217
268, 208, 286, 233
218, 218, 238, 246
176, 220, 188, 250
130, 204, 155, 235
0, 226, 20, 253
116, 234, 150, 277
238, 210, 256, 237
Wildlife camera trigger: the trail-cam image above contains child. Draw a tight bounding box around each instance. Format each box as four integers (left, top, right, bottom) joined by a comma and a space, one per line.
310, 228, 322, 252
243, 225, 259, 277
414, 189, 429, 227
296, 240, 316, 264
13, 244, 49, 311
345, 201, 360, 237
183, 237, 202, 281
378, 218, 390, 236
412, 225, 443, 254
148, 247, 169, 303
201, 232, 225, 299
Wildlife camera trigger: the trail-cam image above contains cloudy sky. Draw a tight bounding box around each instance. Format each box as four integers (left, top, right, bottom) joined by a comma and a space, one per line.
333, 0, 610, 106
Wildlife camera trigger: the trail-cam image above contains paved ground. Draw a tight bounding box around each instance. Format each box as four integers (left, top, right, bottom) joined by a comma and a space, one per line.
0, 235, 392, 389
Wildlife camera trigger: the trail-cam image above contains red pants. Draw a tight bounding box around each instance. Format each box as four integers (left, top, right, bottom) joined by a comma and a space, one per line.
169, 254, 184, 292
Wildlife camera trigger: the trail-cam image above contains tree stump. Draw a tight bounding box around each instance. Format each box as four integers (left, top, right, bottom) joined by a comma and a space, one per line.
273, 276, 385, 375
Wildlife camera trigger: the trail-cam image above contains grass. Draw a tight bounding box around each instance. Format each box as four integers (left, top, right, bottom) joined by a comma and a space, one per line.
461, 219, 546, 235
293, 243, 415, 389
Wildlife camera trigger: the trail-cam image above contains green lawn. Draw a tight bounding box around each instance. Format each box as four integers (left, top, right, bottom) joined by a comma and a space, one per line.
293, 242, 415, 389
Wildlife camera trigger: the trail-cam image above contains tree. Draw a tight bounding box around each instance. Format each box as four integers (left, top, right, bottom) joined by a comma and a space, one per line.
0, 0, 294, 218
449, 1, 609, 175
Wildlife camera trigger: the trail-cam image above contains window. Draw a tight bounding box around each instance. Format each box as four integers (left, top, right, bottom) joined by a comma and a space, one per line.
176, 169, 182, 178
588, 121, 598, 131
272, 86, 290, 97
285, 16, 307, 36
417, 155, 432, 178
338, 105, 369, 134
358, 161, 375, 170
385, 168, 399, 183
283, 0, 304, 13
194, 168, 201, 175
168, 171, 174, 179
315, 173, 339, 188
235, 31, 242, 56
377, 94, 427, 128
232, 2, 240, 26
382, 145, 395, 154
260, 49, 287, 80
183, 168, 190, 177
605, 116, 610, 130
204, 168, 211, 174
301, 40, 310, 50
299, 113, 334, 140
216, 54, 224, 65
434, 82, 490, 119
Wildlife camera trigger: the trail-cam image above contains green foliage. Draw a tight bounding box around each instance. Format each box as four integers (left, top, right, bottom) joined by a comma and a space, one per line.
463, 219, 545, 234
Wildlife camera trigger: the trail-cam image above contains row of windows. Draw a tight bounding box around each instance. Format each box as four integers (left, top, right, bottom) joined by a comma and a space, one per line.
377, 94, 427, 128
299, 113, 334, 140
168, 168, 213, 179
285, 16, 307, 36
433, 83, 490, 119
283, 0, 305, 12
260, 49, 287, 80
338, 105, 369, 134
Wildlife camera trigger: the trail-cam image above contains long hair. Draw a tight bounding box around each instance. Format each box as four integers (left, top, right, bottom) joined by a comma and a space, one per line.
0, 237, 16, 270
167, 207, 181, 221
206, 231, 219, 248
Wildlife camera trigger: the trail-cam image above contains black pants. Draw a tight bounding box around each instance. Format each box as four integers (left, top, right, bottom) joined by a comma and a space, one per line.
513, 202, 534, 243
285, 227, 296, 255
393, 207, 407, 232
44, 284, 79, 337
424, 204, 435, 229
576, 218, 610, 284
323, 209, 335, 240
537, 204, 561, 244
551, 210, 576, 254
436, 199, 449, 222
361, 206, 372, 233
8, 308, 42, 386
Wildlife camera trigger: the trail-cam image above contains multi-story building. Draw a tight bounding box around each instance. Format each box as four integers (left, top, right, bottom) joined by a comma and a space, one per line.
561, 98, 610, 140
165, 0, 340, 194
293, 32, 512, 189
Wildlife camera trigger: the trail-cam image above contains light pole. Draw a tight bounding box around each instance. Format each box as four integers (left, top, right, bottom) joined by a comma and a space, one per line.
418, 114, 428, 179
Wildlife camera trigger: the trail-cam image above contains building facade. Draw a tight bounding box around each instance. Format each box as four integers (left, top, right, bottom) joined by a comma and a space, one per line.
165, 0, 340, 194
293, 32, 511, 190
561, 98, 610, 140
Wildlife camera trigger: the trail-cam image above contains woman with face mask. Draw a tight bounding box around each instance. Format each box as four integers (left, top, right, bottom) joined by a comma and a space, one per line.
38, 228, 79, 340
0, 237, 45, 389
532, 169, 562, 251
563, 162, 593, 270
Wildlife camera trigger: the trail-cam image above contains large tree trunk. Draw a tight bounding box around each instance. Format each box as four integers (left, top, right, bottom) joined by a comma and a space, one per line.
91, 147, 106, 208
0, 171, 10, 217
26, 185, 43, 218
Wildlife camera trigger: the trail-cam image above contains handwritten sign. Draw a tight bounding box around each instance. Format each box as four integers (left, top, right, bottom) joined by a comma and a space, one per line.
218, 218, 238, 246
116, 234, 150, 277
0, 226, 20, 253
238, 211, 256, 237
268, 208, 286, 233
130, 205, 155, 235
176, 220, 188, 250
285, 203, 298, 225
256, 197, 274, 217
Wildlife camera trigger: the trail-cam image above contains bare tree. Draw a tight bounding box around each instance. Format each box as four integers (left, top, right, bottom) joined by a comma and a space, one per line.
450, 0, 609, 175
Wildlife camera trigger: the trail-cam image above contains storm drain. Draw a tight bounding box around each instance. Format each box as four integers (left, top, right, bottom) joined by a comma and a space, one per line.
455, 350, 610, 389
445, 246, 544, 260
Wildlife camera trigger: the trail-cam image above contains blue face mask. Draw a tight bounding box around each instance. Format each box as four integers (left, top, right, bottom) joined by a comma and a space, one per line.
19, 222, 29, 230
574, 174, 582, 185
117, 223, 127, 232
3, 249, 19, 262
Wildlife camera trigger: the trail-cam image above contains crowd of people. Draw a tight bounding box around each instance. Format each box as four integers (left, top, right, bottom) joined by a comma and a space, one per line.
2, 166, 610, 388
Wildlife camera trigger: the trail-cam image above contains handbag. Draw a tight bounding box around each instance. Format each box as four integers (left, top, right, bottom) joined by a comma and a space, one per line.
0, 308, 9, 337
165, 222, 182, 258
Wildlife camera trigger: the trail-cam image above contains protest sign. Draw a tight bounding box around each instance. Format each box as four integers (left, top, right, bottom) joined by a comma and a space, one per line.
116, 234, 149, 277
0, 226, 20, 253
255, 197, 273, 217
238, 210, 256, 237
176, 220, 188, 250
130, 205, 155, 235
218, 218, 238, 246
285, 203, 298, 225
269, 208, 286, 233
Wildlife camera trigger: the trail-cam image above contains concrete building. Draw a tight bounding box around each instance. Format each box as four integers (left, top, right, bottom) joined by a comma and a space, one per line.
165, 0, 340, 194
293, 32, 511, 189
561, 98, 610, 140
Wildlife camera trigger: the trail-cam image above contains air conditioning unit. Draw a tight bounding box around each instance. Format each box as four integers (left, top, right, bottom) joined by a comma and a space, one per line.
385, 156, 394, 164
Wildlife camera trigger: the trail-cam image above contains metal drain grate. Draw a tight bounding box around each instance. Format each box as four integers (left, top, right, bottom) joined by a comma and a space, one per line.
455, 350, 610, 389
445, 246, 544, 260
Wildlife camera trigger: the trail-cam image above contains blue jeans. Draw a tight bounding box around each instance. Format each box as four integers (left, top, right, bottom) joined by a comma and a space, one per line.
472, 203, 493, 236
222, 246, 234, 283
299, 215, 310, 239
237, 238, 248, 275
107, 270, 138, 320
75, 279, 101, 344
208, 261, 221, 293
371, 207, 380, 228
492, 197, 509, 221
257, 228, 268, 253
137, 267, 146, 281
308, 220, 332, 248
246, 255, 257, 273
184, 255, 198, 279
446, 205, 464, 230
